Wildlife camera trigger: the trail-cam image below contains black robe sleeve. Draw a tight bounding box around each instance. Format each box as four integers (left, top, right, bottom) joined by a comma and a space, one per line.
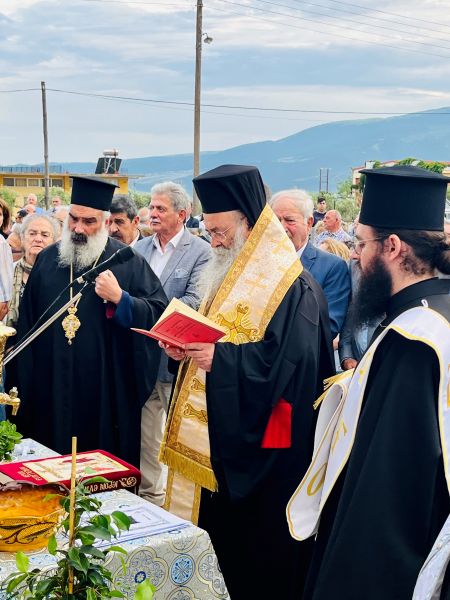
205, 273, 334, 501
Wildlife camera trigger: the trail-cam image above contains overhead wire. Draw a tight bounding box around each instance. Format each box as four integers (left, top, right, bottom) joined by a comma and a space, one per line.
211, 0, 450, 56
207, 3, 450, 59
311, 0, 450, 30
249, 0, 450, 45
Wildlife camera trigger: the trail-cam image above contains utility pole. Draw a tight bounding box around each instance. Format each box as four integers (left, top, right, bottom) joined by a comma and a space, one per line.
41, 81, 50, 210
193, 0, 203, 211
319, 167, 329, 195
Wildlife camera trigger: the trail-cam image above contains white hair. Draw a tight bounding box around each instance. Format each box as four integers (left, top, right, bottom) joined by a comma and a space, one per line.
197, 218, 248, 302
150, 182, 190, 212
270, 189, 314, 223
20, 213, 59, 242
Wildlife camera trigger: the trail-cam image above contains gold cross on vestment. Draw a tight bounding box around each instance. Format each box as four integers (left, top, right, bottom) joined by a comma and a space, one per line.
217, 303, 259, 344
244, 275, 267, 296
271, 236, 293, 255
183, 402, 208, 424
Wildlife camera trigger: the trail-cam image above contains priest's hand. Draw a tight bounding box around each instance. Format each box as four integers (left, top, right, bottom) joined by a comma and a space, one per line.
184, 342, 215, 372
159, 342, 186, 362
342, 358, 358, 371
94, 270, 122, 304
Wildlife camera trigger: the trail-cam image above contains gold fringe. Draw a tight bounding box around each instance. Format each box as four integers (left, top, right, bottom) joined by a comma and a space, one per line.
313, 369, 355, 410
160, 446, 218, 492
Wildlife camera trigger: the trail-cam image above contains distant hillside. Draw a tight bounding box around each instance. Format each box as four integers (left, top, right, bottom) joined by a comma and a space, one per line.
12, 107, 450, 193
124, 107, 450, 192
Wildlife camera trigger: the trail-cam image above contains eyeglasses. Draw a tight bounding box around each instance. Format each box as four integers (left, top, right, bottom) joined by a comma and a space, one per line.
205, 224, 233, 241
353, 236, 386, 255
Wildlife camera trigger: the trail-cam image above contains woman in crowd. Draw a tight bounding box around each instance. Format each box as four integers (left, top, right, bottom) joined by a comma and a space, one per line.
319, 237, 351, 261
0, 198, 11, 239
7, 213, 59, 328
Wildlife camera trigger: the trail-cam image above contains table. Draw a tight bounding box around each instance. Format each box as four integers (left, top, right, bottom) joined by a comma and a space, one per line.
0, 440, 230, 600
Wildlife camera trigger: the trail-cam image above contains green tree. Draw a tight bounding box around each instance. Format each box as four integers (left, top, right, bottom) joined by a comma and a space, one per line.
336, 178, 353, 198
129, 191, 151, 209
36, 187, 71, 207
0, 188, 19, 209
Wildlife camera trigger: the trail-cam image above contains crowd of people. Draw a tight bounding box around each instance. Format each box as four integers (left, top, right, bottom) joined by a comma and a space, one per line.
0, 163, 449, 600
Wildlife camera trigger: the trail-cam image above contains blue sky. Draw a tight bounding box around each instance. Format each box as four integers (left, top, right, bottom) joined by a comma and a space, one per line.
0, 0, 449, 164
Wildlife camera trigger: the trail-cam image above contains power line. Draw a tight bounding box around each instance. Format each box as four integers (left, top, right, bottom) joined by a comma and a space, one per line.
214, 0, 450, 54
0, 88, 40, 93
80, 0, 194, 6
314, 0, 450, 30
1, 87, 449, 122
250, 0, 450, 45
208, 3, 450, 59
285, 0, 450, 36
44, 87, 450, 116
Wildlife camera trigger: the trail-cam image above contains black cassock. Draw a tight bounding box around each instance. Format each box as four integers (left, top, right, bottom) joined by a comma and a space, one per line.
7, 238, 167, 467
196, 271, 334, 600
305, 278, 450, 600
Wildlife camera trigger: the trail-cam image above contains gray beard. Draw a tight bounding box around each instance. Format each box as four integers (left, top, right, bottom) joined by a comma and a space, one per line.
58, 222, 108, 270
197, 223, 247, 304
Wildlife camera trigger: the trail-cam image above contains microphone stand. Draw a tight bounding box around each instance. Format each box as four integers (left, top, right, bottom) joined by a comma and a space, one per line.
4, 282, 91, 366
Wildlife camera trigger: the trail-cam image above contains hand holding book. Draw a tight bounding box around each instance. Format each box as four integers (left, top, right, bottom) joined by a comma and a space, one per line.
132, 298, 226, 350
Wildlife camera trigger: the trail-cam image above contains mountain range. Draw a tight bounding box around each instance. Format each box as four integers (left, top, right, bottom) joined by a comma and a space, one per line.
14, 107, 450, 193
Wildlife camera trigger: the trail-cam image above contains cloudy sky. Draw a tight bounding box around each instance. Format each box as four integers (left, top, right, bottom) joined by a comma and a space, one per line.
0, 0, 449, 164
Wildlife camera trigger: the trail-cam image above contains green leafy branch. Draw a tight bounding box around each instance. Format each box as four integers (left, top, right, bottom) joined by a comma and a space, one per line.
0, 420, 22, 462
2, 476, 155, 599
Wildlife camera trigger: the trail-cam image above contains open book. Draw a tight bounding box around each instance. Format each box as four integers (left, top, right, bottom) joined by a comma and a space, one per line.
132, 297, 227, 349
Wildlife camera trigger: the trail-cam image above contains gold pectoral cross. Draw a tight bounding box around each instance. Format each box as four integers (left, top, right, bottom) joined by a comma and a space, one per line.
62, 306, 81, 345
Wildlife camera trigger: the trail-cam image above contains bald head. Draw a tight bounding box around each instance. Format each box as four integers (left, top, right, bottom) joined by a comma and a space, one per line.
323, 210, 342, 233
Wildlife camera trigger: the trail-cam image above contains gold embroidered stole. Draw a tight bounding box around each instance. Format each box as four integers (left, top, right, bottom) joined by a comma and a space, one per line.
160, 204, 302, 522
287, 306, 450, 541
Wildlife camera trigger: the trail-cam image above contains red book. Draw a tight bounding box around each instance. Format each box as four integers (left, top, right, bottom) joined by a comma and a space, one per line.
0, 450, 141, 494
132, 297, 226, 349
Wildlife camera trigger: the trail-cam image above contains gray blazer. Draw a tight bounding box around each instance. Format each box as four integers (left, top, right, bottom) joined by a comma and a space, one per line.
134, 229, 211, 382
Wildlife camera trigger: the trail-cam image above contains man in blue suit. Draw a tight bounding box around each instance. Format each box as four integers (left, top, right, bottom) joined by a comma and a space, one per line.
271, 189, 350, 339
135, 182, 211, 505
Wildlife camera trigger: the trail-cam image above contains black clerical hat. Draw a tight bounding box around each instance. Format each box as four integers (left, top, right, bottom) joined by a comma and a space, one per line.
193, 164, 266, 226
359, 165, 449, 231
70, 176, 118, 211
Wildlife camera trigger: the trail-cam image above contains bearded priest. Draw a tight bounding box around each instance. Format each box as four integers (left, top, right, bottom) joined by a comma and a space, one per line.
7, 176, 167, 467
159, 164, 334, 600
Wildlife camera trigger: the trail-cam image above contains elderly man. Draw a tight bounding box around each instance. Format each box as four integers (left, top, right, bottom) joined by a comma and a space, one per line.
108, 195, 141, 247
8, 176, 167, 466
51, 196, 62, 210
315, 209, 352, 245
271, 189, 350, 338
135, 182, 210, 506
288, 165, 450, 600
26, 193, 43, 214
160, 165, 334, 600
137, 206, 153, 237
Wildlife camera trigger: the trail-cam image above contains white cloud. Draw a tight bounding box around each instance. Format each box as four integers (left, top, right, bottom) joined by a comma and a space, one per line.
0, 0, 449, 164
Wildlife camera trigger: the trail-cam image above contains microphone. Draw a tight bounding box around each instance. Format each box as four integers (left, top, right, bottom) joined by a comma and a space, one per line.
77, 246, 135, 283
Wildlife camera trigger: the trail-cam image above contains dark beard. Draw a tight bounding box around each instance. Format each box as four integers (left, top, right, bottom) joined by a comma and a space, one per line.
72, 232, 87, 245
348, 255, 391, 330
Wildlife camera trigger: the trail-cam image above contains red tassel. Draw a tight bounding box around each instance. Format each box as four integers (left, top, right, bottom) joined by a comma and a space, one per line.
261, 398, 292, 449
105, 302, 116, 319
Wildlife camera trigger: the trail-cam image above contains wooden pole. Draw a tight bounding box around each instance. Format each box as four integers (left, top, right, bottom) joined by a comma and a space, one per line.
193, 0, 203, 213
41, 81, 50, 210
68, 436, 77, 595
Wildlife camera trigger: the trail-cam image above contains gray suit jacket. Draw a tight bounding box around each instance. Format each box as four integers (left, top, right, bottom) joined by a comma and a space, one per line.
134, 229, 211, 382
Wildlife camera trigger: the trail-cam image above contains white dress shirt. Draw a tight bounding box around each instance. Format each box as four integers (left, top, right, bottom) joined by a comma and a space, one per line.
149, 227, 185, 278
